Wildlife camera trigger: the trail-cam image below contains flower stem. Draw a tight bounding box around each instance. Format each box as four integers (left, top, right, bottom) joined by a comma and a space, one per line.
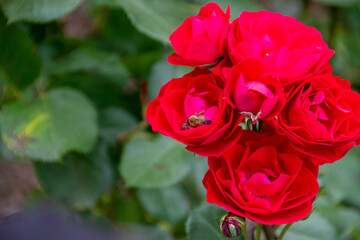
257, 120, 263, 133
263, 225, 274, 240
243, 225, 250, 240
246, 118, 252, 130
277, 223, 293, 240
255, 223, 262, 240
252, 122, 257, 132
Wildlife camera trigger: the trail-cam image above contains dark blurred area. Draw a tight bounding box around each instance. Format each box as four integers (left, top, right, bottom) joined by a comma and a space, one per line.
0, 204, 116, 240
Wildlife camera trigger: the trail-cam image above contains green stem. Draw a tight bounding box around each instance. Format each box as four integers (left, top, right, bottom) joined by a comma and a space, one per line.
243, 225, 250, 240
255, 223, 262, 240
246, 118, 252, 130
277, 223, 293, 240
252, 122, 257, 132
258, 120, 263, 133
118, 120, 148, 143
263, 225, 274, 240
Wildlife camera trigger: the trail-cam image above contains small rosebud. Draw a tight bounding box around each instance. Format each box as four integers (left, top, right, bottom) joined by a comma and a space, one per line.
220, 212, 246, 238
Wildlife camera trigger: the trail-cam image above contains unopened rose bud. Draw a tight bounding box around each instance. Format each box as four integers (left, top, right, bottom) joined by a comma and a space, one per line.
220, 212, 246, 238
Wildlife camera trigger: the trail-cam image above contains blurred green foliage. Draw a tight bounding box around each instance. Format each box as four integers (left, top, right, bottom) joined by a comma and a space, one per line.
0, 0, 360, 239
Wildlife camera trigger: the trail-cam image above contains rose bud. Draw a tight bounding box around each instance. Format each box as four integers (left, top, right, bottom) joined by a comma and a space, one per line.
220, 212, 246, 238
225, 59, 285, 122
277, 74, 360, 165
203, 130, 319, 225
146, 68, 243, 157
228, 10, 334, 88
168, 3, 230, 67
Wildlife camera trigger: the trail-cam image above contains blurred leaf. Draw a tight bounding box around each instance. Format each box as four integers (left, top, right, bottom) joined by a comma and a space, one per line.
119, 224, 173, 240
123, 50, 162, 79
0, 136, 19, 161
188, 156, 208, 200
206, 0, 263, 19
0, 88, 97, 161
96, 8, 163, 55
44, 47, 129, 86
186, 203, 226, 240
321, 148, 360, 208
0, 16, 41, 90
90, 0, 120, 8
314, 0, 358, 7
278, 212, 337, 240
113, 0, 198, 44
34, 144, 114, 208
148, 56, 191, 102
106, 194, 144, 223
265, 0, 302, 17
2, 0, 83, 23
332, 29, 360, 83
99, 107, 138, 144
315, 197, 360, 239
120, 135, 193, 188
137, 185, 190, 224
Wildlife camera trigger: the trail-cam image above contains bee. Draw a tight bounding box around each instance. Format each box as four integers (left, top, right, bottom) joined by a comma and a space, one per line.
181, 112, 212, 130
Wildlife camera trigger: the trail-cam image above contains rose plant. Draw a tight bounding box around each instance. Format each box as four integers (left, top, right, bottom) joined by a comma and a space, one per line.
1, 1, 360, 240
146, 2, 360, 239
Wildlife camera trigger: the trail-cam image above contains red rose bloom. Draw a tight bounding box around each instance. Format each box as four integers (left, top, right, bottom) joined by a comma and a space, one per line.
203, 131, 319, 225
225, 59, 285, 121
228, 10, 334, 86
211, 53, 234, 89
146, 68, 243, 157
168, 3, 230, 67
277, 74, 360, 165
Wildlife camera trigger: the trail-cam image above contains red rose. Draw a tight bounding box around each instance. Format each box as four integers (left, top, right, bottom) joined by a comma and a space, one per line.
146, 68, 243, 157
211, 53, 234, 89
277, 74, 360, 165
168, 3, 230, 67
203, 131, 319, 225
225, 59, 285, 121
228, 10, 334, 86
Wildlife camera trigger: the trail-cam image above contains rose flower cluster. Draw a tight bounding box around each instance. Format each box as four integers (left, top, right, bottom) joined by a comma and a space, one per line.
146, 3, 360, 225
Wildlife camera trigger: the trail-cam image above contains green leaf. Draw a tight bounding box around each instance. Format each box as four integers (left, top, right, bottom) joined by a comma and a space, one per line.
106, 192, 144, 223
314, 197, 360, 237
321, 148, 360, 208
34, 144, 114, 208
2, 0, 83, 23
90, 0, 119, 8
278, 212, 337, 240
0, 88, 97, 161
0, 136, 19, 161
0, 16, 41, 90
119, 224, 173, 240
332, 26, 360, 83
313, 0, 358, 6
148, 56, 191, 102
189, 156, 208, 200
44, 47, 129, 86
137, 185, 190, 224
203, 0, 263, 19
113, 0, 198, 44
186, 203, 226, 240
99, 107, 138, 144
120, 135, 193, 188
